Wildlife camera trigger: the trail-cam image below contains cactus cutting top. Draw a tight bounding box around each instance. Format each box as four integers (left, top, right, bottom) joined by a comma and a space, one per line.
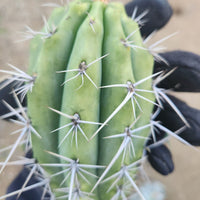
28, 0, 155, 199
0, 0, 192, 200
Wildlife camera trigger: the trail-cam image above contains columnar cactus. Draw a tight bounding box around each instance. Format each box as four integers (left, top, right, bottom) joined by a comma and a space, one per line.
28, 1, 155, 198
0, 0, 193, 199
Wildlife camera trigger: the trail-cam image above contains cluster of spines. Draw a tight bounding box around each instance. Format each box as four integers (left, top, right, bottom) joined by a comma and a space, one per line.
0, 1, 194, 200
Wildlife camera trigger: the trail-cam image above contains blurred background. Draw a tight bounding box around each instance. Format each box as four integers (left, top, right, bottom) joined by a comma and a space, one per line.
0, 0, 200, 199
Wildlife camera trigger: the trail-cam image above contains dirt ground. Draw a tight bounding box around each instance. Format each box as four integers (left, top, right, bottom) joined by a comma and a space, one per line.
0, 0, 200, 199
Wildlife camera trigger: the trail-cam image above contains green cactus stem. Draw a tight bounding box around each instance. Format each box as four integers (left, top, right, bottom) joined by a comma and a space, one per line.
27, 0, 155, 199
0, 0, 191, 200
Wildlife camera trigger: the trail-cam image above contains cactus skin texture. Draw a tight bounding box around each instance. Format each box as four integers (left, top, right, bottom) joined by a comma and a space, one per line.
27, 0, 155, 199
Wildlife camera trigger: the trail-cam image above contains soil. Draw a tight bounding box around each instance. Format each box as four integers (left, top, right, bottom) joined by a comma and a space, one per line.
0, 0, 200, 199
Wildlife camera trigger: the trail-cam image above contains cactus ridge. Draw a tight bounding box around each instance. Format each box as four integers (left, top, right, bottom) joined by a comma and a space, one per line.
0, 0, 195, 200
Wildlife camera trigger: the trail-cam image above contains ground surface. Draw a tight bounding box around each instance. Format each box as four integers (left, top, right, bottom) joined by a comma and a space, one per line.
0, 0, 200, 199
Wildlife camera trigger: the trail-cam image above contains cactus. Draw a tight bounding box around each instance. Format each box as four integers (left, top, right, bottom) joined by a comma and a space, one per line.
0, 0, 192, 199
28, 1, 155, 198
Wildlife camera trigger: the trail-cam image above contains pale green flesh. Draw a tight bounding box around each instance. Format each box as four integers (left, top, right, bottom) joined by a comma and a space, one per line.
28, 1, 154, 198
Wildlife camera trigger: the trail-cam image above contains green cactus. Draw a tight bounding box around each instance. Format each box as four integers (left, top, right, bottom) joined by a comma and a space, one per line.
27, 0, 155, 198
0, 0, 190, 199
